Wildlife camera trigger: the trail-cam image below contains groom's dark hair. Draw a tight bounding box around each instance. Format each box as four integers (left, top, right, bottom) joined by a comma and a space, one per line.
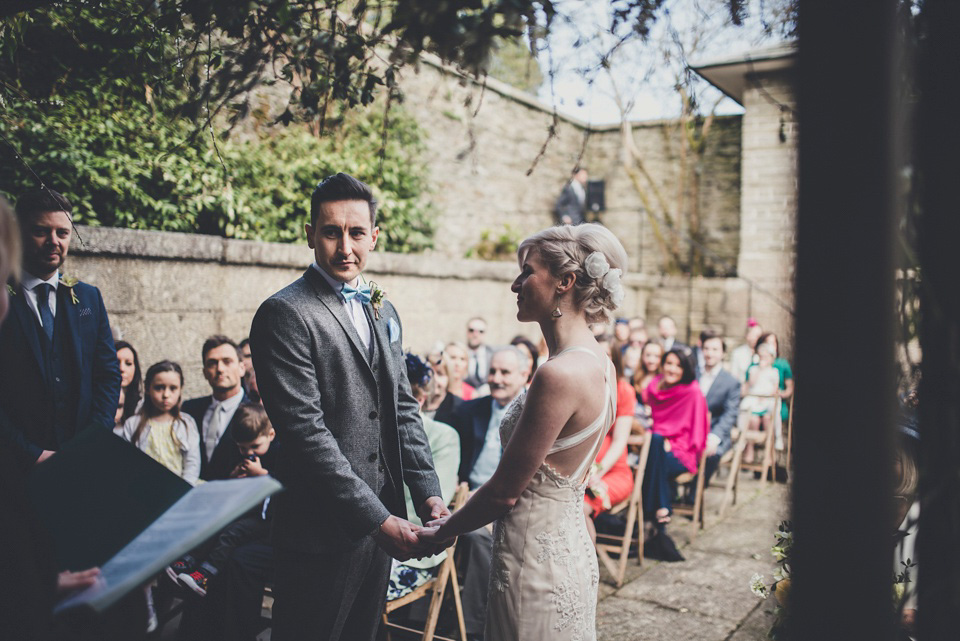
310, 173, 378, 228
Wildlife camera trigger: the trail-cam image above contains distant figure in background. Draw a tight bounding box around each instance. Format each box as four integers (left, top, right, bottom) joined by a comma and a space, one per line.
554, 166, 588, 226
613, 318, 631, 345
115, 340, 142, 423
114, 387, 126, 436
182, 335, 251, 481
239, 337, 254, 393
730, 319, 763, 383
632, 340, 663, 433
740, 344, 780, 464
510, 335, 540, 385
465, 317, 494, 391
657, 315, 683, 352
444, 341, 476, 401
0, 189, 121, 471
424, 356, 462, 427
121, 360, 200, 485
756, 331, 794, 437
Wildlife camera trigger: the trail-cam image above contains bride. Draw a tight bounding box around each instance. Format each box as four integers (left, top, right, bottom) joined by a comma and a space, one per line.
421, 223, 628, 641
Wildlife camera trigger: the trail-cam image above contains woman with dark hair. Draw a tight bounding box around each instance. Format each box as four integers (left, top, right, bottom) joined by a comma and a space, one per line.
510, 335, 540, 384
640, 346, 709, 559
115, 340, 142, 423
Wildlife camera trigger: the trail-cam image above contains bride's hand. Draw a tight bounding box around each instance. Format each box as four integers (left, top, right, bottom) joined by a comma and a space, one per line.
425, 515, 449, 529
415, 526, 452, 557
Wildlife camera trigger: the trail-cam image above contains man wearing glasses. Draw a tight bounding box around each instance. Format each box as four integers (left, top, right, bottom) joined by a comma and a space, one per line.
464, 317, 493, 391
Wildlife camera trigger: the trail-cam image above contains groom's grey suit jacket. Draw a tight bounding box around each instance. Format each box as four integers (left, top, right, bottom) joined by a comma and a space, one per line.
250, 267, 441, 553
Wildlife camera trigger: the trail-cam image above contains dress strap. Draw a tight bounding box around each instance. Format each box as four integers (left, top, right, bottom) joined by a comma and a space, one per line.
549, 345, 604, 362
547, 358, 615, 454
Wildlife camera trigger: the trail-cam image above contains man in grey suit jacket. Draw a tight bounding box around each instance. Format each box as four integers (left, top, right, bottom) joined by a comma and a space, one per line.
251, 173, 446, 641
698, 331, 741, 486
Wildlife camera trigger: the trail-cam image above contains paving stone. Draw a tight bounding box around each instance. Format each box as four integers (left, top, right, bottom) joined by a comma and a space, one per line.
596, 596, 738, 641
613, 548, 774, 622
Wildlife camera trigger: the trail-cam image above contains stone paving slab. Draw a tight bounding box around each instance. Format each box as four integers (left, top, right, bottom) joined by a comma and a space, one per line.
598, 479, 788, 641
613, 548, 774, 621
596, 595, 738, 641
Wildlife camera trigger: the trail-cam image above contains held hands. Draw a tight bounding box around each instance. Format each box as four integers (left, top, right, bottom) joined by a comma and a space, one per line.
374, 515, 425, 561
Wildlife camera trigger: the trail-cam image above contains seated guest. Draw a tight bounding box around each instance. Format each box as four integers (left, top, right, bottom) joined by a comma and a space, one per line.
584, 341, 636, 543
641, 346, 709, 560
182, 335, 251, 481
730, 319, 763, 383
450, 347, 527, 641
120, 360, 200, 485
509, 335, 540, 386
171, 404, 278, 597
443, 341, 475, 400
115, 340, 142, 423
740, 343, 780, 464
386, 354, 460, 600
613, 317, 631, 345
238, 337, 254, 394
423, 356, 462, 427
657, 315, 684, 351
465, 317, 494, 390
632, 340, 663, 433
754, 331, 794, 447
697, 331, 740, 486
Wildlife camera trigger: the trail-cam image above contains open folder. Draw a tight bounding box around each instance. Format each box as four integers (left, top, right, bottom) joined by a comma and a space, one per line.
27, 427, 282, 615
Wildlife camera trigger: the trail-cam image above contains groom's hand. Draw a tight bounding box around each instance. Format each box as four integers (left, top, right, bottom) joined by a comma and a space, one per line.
374, 515, 422, 561
417, 496, 450, 525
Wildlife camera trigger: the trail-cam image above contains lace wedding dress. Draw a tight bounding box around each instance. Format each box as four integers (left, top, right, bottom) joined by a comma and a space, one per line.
485, 347, 615, 641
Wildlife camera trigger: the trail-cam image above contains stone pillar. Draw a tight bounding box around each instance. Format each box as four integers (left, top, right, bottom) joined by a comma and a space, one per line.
737, 70, 798, 352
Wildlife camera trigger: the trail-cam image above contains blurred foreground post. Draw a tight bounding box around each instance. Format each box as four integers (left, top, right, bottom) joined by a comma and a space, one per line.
793, 2, 898, 640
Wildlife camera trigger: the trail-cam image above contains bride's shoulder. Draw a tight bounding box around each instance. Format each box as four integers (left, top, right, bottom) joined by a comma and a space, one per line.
528, 356, 592, 396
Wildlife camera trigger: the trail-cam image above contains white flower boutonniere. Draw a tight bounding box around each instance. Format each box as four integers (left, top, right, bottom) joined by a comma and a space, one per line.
60, 274, 80, 305
369, 281, 387, 320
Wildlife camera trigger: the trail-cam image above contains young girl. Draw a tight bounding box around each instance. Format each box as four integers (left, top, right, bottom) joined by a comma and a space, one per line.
741, 343, 781, 463
121, 360, 200, 485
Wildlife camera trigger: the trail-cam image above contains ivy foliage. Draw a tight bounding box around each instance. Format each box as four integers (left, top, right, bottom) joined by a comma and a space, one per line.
0, 5, 435, 251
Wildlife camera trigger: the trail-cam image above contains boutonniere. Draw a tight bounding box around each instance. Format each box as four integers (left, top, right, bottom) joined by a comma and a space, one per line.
6, 283, 15, 297
368, 281, 387, 320
59, 274, 80, 305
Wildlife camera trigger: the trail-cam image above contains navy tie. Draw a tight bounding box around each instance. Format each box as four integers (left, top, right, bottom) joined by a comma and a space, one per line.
35, 283, 54, 343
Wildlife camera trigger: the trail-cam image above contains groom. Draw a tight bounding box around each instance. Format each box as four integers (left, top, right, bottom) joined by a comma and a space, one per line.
250, 173, 446, 641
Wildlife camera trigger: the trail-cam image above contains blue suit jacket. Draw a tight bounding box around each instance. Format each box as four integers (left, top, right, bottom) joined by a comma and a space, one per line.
704, 369, 740, 457
0, 279, 121, 470
451, 395, 494, 483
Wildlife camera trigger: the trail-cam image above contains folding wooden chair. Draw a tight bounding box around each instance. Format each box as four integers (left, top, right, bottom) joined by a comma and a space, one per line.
719, 395, 781, 516
382, 482, 469, 641
785, 391, 795, 474
671, 446, 709, 539
595, 432, 652, 587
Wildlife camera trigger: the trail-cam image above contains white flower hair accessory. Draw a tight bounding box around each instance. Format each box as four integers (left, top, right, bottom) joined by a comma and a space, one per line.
583, 251, 624, 307
584, 252, 610, 279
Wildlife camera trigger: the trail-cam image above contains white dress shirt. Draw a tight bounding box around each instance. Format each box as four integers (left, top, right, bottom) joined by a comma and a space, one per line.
20, 270, 60, 327
312, 263, 372, 351
699, 363, 723, 397
469, 398, 511, 489
202, 389, 245, 459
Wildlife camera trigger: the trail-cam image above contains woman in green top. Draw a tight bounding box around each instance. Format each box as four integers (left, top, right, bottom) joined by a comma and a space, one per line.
756, 332, 794, 424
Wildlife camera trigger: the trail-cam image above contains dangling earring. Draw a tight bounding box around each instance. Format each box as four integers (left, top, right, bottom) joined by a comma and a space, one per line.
551, 295, 563, 318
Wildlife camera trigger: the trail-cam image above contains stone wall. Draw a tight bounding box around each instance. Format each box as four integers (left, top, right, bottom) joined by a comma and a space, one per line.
398, 59, 743, 276
69, 225, 755, 399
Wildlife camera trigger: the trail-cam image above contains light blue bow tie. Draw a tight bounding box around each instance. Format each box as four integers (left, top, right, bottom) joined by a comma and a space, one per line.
341, 283, 372, 304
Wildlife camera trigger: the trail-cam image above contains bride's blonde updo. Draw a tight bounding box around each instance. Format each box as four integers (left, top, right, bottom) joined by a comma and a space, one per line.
517, 223, 629, 323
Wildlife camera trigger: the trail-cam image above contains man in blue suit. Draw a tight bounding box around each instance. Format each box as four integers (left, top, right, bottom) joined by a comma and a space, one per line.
0, 189, 121, 471
450, 346, 526, 641
698, 331, 741, 485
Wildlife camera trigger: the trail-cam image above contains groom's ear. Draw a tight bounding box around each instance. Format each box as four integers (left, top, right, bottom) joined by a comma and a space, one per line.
305, 223, 315, 248
370, 226, 380, 249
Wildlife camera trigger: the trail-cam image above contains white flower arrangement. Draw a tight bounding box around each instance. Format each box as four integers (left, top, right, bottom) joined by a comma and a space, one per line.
583, 251, 625, 307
